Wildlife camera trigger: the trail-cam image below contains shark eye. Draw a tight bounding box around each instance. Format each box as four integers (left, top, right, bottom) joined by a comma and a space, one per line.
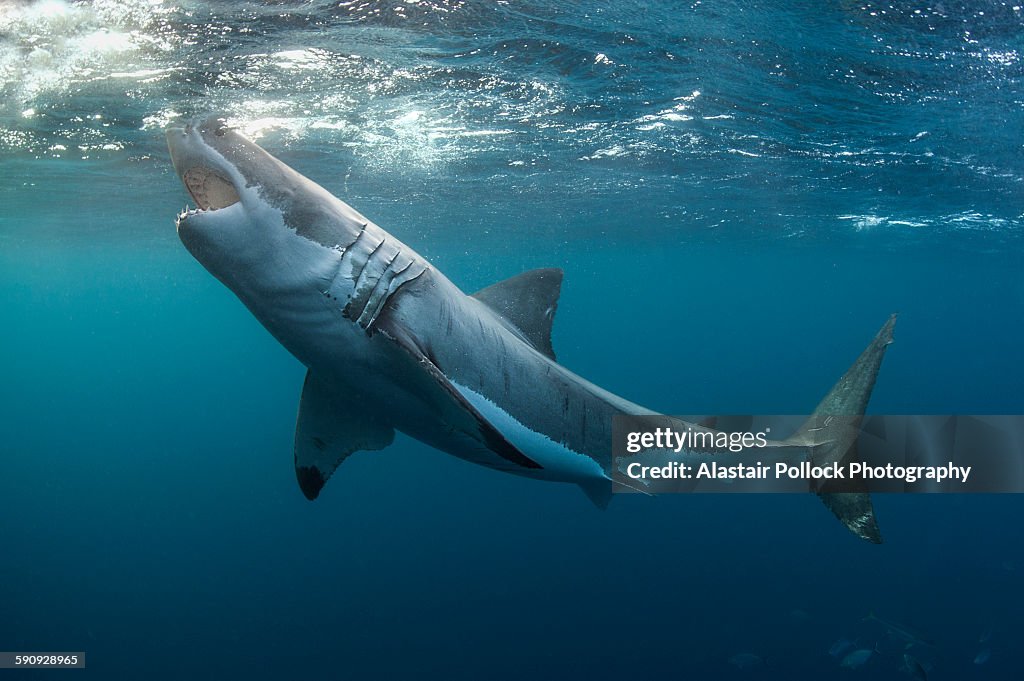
214, 123, 229, 137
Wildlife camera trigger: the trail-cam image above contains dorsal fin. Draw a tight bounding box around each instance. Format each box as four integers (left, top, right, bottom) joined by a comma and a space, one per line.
471, 268, 562, 360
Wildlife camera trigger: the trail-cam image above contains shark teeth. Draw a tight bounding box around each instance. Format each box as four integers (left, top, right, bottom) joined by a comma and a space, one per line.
175, 203, 205, 227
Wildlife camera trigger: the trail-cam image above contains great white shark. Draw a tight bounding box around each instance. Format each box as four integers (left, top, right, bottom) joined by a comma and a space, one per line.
166, 115, 897, 544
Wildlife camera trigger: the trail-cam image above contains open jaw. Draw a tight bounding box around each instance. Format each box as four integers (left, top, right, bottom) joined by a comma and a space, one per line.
181, 165, 241, 216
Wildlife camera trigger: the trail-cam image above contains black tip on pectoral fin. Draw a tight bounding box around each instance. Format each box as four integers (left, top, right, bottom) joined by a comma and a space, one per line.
293, 369, 395, 501
296, 465, 326, 501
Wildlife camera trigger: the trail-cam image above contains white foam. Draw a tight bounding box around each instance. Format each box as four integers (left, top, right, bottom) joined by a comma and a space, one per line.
0, 0, 169, 111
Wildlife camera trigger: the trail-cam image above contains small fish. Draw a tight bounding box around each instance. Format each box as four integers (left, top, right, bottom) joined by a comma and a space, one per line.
900, 653, 928, 681
829, 637, 856, 658
840, 648, 875, 669
978, 626, 993, 644
974, 648, 991, 665
864, 612, 935, 649
728, 653, 765, 670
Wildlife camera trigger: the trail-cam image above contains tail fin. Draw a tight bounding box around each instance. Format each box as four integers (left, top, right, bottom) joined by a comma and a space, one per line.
785, 315, 898, 544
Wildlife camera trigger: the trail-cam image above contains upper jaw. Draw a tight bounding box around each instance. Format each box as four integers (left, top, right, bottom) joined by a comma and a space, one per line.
166, 122, 241, 216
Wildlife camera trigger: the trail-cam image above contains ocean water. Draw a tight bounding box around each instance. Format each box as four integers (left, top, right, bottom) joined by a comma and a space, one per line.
1, 1, 1023, 679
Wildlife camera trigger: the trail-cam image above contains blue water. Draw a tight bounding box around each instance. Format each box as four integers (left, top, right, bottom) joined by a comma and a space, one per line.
2, 1, 1023, 679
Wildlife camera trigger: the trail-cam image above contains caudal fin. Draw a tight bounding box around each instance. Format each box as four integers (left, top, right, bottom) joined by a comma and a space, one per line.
786, 314, 898, 544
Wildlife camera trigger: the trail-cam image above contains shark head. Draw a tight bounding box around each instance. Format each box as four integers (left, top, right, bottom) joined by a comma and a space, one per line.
165, 115, 431, 368
168, 116, 274, 265
166, 115, 376, 286
167, 115, 388, 305
165, 115, 387, 364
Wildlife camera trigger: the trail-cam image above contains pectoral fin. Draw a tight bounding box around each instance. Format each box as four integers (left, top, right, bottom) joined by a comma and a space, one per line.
294, 370, 395, 500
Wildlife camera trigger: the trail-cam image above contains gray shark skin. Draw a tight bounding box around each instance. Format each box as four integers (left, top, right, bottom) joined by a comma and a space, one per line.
166, 115, 896, 544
